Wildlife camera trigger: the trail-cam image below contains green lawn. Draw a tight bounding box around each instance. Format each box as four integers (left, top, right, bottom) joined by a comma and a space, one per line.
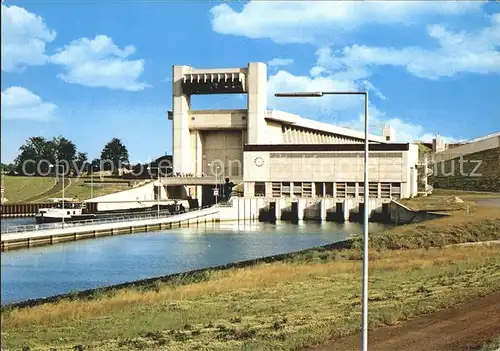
2, 246, 499, 351
1, 176, 55, 203
479, 336, 500, 351
40, 177, 133, 201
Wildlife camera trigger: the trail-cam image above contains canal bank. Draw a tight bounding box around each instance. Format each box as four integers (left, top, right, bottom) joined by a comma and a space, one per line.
1, 221, 390, 304
1, 206, 219, 252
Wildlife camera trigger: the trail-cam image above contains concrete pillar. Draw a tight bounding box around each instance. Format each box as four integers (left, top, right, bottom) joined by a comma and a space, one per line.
320, 199, 327, 221
343, 199, 350, 221
297, 199, 305, 221
244, 182, 255, 197
173, 65, 192, 174
196, 186, 203, 206
195, 131, 203, 176
383, 125, 395, 142
247, 62, 267, 144
275, 200, 282, 222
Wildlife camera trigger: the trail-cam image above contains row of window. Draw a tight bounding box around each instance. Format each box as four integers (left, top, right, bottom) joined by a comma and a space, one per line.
270, 152, 403, 158
253, 181, 401, 199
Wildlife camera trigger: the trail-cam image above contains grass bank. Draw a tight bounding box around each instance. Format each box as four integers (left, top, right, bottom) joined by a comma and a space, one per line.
2, 176, 55, 203
1, 246, 499, 350
352, 206, 500, 250
40, 177, 132, 201
479, 336, 500, 351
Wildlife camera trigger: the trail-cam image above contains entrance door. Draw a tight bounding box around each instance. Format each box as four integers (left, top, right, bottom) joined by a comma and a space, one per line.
203, 130, 243, 177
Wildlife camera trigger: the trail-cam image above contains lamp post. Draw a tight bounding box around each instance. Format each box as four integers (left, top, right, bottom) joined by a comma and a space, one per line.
49, 163, 66, 228
90, 163, 98, 199
275, 90, 370, 351
208, 163, 220, 205
147, 166, 161, 218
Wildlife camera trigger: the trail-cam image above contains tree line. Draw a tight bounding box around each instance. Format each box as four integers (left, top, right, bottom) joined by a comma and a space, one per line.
3, 136, 130, 176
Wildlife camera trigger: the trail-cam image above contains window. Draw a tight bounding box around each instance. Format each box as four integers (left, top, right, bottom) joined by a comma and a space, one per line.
272, 182, 281, 197
281, 182, 291, 197
293, 182, 302, 197
346, 182, 356, 198
254, 182, 266, 197
369, 182, 378, 198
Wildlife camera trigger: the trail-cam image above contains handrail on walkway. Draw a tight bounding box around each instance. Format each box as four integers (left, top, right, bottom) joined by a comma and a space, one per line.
1, 205, 215, 235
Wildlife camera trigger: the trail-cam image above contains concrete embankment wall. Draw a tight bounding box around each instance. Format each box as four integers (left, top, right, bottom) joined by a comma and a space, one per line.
85, 181, 160, 212
430, 136, 500, 192
219, 197, 391, 223
389, 200, 448, 224
1, 208, 219, 252
3, 239, 354, 309
0, 202, 55, 218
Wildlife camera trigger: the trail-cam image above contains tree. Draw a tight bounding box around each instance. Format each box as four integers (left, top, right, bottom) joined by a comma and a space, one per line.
87, 158, 100, 176
0, 163, 14, 173
14, 136, 78, 176
100, 138, 129, 175
51, 136, 77, 174
74, 152, 88, 176
14, 137, 53, 175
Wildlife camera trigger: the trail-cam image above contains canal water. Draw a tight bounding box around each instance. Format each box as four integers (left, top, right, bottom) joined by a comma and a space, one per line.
1, 221, 390, 304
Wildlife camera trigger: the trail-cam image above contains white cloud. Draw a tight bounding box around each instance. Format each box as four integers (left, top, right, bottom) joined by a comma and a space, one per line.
268, 58, 294, 67
268, 70, 362, 116
313, 13, 500, 80
267, 68, 460, 143
339, 104, 458, 143
1, 4, 56, 72
210, 1, 484, 44
50, 35, 150, 91
1, 86, 57, 121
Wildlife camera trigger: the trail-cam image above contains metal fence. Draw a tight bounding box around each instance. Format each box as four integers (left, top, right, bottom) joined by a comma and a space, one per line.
1, 205, 215, 235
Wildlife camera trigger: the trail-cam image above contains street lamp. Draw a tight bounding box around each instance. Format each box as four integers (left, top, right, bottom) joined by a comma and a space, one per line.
49, 163, 66, 228
275, 90, 370, 351
208, 163, 220, 205
147, 165, 160, 218
90, 163, 99, 199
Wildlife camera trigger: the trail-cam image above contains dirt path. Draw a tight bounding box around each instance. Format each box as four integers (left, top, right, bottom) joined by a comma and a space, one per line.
474, 198, 500, 208
306, 291, 500, 351
25, 177, 71, 203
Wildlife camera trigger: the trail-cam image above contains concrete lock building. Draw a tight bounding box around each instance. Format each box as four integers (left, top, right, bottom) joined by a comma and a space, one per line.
165, 62, 426, 217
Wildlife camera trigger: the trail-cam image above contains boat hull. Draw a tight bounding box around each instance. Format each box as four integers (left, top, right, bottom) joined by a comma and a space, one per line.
35, 214, 97, 224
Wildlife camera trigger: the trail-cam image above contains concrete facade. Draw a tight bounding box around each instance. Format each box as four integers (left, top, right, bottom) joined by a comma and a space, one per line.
169, 62, 421, 204
429, 133, 500, 192
243, 144, 419, 200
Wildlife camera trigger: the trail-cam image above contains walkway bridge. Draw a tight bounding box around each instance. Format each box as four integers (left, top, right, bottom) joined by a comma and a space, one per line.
1, 206, 220, 251
159, 176, 243, 186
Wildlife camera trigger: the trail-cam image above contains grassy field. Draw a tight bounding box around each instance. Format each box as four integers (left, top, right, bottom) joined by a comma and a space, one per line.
1, 175, 139, 203
1, 176, 55, 203
39, 177, 134, 201
479, 336, 500, 351
1, 245, 499, 350
354, 206, 500, 250
432, 188, 500, 198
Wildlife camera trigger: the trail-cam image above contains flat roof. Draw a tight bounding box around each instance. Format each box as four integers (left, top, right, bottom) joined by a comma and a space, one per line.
266, 110, 388, 143
244, 143, 410, 152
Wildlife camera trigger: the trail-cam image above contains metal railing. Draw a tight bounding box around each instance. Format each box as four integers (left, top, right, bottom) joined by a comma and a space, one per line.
1, 205, 215, 235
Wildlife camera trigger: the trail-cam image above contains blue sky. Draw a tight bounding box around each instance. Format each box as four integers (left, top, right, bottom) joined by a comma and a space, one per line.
2, 1, 499, 163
